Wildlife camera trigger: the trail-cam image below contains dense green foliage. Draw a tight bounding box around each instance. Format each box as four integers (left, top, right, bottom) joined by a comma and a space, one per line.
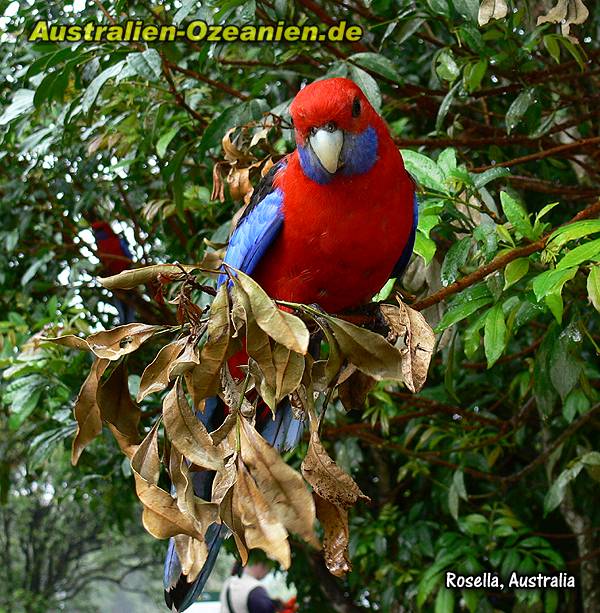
1, 0, 599, 611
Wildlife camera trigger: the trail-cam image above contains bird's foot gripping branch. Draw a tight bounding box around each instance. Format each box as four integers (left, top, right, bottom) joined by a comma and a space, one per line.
48, 263, 434, 583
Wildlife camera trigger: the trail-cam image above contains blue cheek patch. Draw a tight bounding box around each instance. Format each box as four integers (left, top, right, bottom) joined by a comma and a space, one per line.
341, 126, 378, 176
298, 125, 379, 184
298, 143, 332, 185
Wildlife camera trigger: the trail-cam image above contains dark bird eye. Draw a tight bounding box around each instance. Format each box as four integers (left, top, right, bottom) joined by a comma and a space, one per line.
352, 97, 361, 118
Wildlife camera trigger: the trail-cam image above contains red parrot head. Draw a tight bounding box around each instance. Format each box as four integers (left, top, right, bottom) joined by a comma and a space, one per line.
290, 77, 384, 183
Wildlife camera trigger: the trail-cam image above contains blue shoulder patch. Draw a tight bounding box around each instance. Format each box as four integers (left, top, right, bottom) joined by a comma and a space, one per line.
218, 188, 284, 286
392, 194, 419, 279
119, 237, 133, 260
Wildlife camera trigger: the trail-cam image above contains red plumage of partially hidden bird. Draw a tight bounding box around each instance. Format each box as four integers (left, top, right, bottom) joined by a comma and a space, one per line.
91, 221, 135, 323
164, 77, 417, 611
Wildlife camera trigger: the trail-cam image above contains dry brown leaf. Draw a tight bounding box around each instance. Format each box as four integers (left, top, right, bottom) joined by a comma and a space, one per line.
99, 264, 200, 290
235, 271, 309, 354
235, 462, 291, 568
261, 157, 274, 176
198, 246, 224, 272
186, 284, 231, 403
302, 432, 369, 508
311, 325, 343, 393
138, 491, 203, 540
231, 282, 278, 409
71, 357, 109, 465
45, 334, 92, 352
163, 379, 225, 471
537, 0, 589, 41
222, 128, 248, 162
272, 344, 305, 403
169, 447, 220, 535
227, 166, 253, 202
169, 446, 196, 515
220, 485, 249, 565
325, 316, 404, 382
337, 370, 376, 412
212, 161, 226, 202
314, 494, 352, 577
212, 454, 237, 504
240, 418, 319, 548
97, 360, 141, 458
174, 535, 208, 583
477, 0, 508, 26
131, 421, 203, 540
380, 301, 435, 393
250, 126, 270, 148
131, 418, 161, 484
138, 338, 188, 402
87, 323, 163, 360
169, 337, 201, 378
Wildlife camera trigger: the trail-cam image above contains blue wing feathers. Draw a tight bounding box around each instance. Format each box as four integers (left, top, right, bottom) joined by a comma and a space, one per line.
218, 188, 284, 285
392, 194, 418, 279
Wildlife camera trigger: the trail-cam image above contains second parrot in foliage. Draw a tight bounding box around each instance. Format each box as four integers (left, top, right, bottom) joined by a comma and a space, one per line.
91, 221, 135, 324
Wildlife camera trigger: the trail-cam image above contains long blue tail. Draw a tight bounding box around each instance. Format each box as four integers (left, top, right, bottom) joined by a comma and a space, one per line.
163, 396, 303, 611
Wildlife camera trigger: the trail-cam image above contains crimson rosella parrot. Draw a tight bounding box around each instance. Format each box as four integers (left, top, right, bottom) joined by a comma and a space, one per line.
164, 77, 417, 611
91, 221, 135, 324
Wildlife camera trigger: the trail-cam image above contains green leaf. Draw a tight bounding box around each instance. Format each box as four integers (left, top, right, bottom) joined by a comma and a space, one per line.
435, 296, 493, 332
472, 166, 511, 189
545, 589, 559, 613
558, 37, 586, 71
556, 238, 600, 270
349, 52, 401, 83
505, 88, 535, 134
414, 232, 437, 264
6, 374, 46, 430
587, 266, 600, 312
544, 462, 584, 515
500, 192, 534, 239
0, 89, 35, 126
504, 258, 529, 289
548, 220, 600, 248
532, 267, 577, 301
549, 328, 582, 401
484, 303, 506, 368
543, 34, 561, 63
127, 49, 162, 82
436, 49, 460, 82
437, 149, 457, 176
401, 150, 446, 193
563, 388, 590, 423
435, 82, 459, 131
29, 425, 77, 468
156, 126, 181, 159
441, 237, 471, 286
21, 251, 54, 286
453, 470, 467, 500
434, 585, 455, 613
463, 59, 487, 93
82, 61, 126, 113
348, 64, 381, 111
417, 570, 443, 609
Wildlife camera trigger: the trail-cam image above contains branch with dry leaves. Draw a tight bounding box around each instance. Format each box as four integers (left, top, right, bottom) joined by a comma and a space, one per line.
46, 258, 435, 580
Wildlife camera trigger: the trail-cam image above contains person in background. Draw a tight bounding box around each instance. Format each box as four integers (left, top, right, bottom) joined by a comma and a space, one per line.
219, 559, 297, 613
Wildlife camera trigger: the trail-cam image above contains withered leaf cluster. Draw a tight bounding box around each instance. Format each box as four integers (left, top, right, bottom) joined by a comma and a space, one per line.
47, 263, 435, 580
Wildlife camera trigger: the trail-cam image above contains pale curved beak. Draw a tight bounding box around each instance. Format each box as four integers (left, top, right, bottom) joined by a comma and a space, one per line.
309, 128, 344, 174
